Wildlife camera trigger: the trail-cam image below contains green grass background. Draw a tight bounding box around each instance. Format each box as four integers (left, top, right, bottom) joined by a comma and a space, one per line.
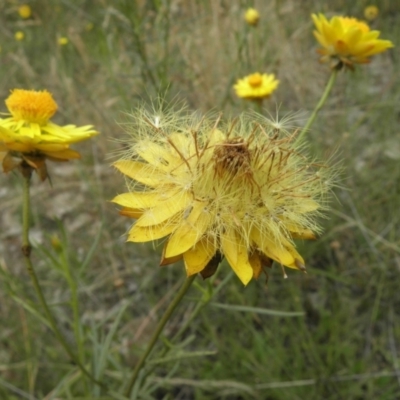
0, 0, 400, 399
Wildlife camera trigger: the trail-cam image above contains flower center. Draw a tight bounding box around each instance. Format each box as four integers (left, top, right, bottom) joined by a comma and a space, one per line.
213, 138, 253, 181
248, 73, 263, 88
5, 89, 58, 125
339, 17, 370, 33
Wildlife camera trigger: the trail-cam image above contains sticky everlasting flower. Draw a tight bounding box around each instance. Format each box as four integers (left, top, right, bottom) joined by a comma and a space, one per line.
0, 89, 98, 179
112, 107, 333, 285
312, 13, 394, 69
364, 6, 379, 21
234, 73, 279, 100
15, 31, 25, 41
58, 37, 69, 46
245, 8, 260, 26
18, 5, 32, 19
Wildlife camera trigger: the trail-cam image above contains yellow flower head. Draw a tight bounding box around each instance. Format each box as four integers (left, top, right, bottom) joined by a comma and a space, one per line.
58, 37, 69, 46
0, 89, 98, 180
15, 31, 25, 41
234, 73, 279, 100
245, 8, 260, 26
364, 5, 379, 21
18, 5, 32, 19
112, 106, 333, 285
312, 13, 394, 69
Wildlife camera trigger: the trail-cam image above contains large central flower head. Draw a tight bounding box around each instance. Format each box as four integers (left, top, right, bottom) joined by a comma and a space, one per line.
312, 13, 394, 69
0, 89, 98, 180
113, 107, 333, 285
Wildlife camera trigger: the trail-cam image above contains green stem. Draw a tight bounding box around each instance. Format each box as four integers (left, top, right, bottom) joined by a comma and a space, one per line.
254, 98, 263, 115
61, 243, 85, 367
140, 271, 234, 385
296, 69, 338, 143
125, 274, 197, 397
21, 171, 104, 389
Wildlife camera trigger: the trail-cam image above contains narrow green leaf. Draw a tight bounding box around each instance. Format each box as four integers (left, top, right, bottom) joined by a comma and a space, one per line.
211, 302, 304, 317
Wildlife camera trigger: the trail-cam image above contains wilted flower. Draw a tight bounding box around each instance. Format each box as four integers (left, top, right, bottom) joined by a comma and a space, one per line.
245, 8, 260, 26
234, 73, 279, 100
0, 89, 98, 180
113, 106, 333, 285
364, 5, 379, 21
15, 31, 25, 41
312, 13, 394, 69
18, 5, 32, 19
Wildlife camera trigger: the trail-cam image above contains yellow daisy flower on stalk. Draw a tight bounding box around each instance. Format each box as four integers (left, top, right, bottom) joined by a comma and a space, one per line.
364, 6, 379, 22
112, 106, 333, 285
312, 13, 394, 69
234, 73, 279, 100
18, 5, 32, 19
58, 37, 69, 46
15, 31, 25, 41
0, 89, 98, 180
245, 8, 260, 26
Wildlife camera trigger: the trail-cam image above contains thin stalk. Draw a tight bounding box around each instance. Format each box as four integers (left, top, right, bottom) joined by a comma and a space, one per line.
140, 271, 234, 386
21, 171, 104, 389
254, 98, 263, 115
296, 69, 338, 144
125, 274, 197, 397
61, 244, 85, 367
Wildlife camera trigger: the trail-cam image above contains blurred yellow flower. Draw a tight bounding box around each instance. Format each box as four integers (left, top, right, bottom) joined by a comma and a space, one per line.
18, 5, 31, 19
364, 5, 379, 21
245, 8, 260, 26
85, 22, 94, 31
312, 13, 394, 69
113, 107, 333, 285
234, 73, 279, 100
58, 37, 69, 46
15, 31, 25, 41
0, 89, 98, 179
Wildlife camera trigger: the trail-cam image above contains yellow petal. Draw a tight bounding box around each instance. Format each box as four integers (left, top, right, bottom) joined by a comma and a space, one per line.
297, 198, 319, 213
112, 191, 164, 209
160, 244, 184, 266
2, 142, 33, 152
35, 143, 69, 152
164, 201, 211, 258
127, 219, 177, 242
136, 141, 180, 171
43, 149, 81, 160
290, 229, 316, 240
113, 160, 165, 187
183, 237, 217, 276
119, 207, 143, 219
169, 132, 195, 159
136, 190, 192, 227
221, 229, 253, 285
250, 228, 287, 262
250, 227, 305, 270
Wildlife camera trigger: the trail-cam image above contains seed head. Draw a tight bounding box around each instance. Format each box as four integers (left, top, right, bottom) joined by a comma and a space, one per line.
113, 105, 334, 285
